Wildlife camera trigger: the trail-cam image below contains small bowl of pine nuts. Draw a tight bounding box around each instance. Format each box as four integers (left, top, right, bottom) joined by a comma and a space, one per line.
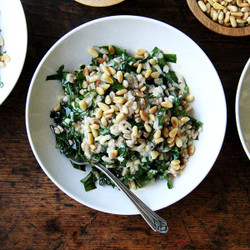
187, 0, 250, 36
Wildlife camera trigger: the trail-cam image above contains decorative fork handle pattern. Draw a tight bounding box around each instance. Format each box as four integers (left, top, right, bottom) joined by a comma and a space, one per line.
94, 163, 169, 233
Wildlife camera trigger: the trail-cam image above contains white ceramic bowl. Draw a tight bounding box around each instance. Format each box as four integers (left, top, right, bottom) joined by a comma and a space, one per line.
26, 15, 227, 215
0, 0, 27, 105
236, 58, 250, 160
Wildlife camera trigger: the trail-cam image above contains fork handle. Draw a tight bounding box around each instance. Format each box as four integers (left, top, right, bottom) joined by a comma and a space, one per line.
94, 163, 169, 233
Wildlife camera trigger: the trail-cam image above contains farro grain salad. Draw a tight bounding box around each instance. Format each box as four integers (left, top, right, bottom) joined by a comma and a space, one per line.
48, 45, 202, 192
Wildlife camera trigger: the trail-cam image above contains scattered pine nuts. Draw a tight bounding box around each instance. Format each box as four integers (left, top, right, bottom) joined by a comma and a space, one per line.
197, 0, 250, 27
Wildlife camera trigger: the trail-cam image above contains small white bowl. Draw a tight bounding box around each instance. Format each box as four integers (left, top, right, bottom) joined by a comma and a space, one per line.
26, 15, 227, 215
0, 0, 27, 105
236, 58, 250, 160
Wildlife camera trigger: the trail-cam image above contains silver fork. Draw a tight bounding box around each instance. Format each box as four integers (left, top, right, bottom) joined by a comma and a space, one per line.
70, 157, 169, 233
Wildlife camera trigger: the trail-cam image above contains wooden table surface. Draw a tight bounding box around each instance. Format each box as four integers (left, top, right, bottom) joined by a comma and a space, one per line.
0, 0, 249, 249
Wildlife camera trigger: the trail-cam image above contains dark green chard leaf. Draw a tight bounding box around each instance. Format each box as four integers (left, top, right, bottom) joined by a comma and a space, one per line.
188, 117, 203, 131
75, 70, 85, 80
81, 172, 97, 191
165, 70, 178, 83
164, 54, 177, 63
157, 108, 168, 128
46, 65, 68, 82
98, 123, 111, 136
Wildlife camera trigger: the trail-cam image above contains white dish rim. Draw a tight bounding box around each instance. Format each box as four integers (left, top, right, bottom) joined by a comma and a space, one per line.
235, 57, 250, 160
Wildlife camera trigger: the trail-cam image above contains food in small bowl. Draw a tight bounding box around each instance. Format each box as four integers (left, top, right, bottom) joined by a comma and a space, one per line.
48, 45, 202, 192
197, 0, 250, 28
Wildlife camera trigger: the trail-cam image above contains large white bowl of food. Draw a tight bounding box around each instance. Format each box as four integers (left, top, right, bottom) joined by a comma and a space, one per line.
26, 15, 227, 215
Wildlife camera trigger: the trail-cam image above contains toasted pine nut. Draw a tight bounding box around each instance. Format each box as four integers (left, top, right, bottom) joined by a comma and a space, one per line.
149, 58, 157, 65
171, 117, 179, 128
79, 100, 87, 111
171, 159, 180, 166
132, 126, 138, 137
185, 95, 194, 102
88, 133, 94, 145
167, 136, 175, 144
82, 81, 88, 88
188, 145, 195, 156
213, 2, 224, 9
96, 108, 103, 118
198, 0, 208, 11
177, 130, 184, 140
231, 11, 244, 16
175, 136, 183, 148
90, 124, 100, 130
100, 64, 110, 76
88, 74, 100, 83
151, 151, 159, 160
149, 106, 157, 114
101, 84, 111, 91
91, 128, 99, 138
102, 73, 114, 84
116, 89, 127, 95
144, 123, 152, 133
224, 11, 231, 22
96, 86, 105, 95
112, 149, 118, 157
122, 105, 129, 114
230, 15, 237, 27
144, 69, 152, 78
136, 92, 146, 98
140, 110, 148, 121
104, 108, 115, 115
136, 48, 146, 56
108, 67, 116, 75
154, 137, 164, 144
97, 102, 110, 111
169, 128, 178, 138
116, 113, 125, 122
88, 48, 98, 58
111, 105, 119, 112
161, 101, 173, 108
151, 71, 160, 79
136, 63, 143, 74
163, 127, 169, 137
2, 53, 10, 62
154, 129, 161, 139
228, 5, 238, 11
105, 95, 112, 105
101, 116, 108, 127
236, 18, 247, 23
140, 86, 147, 92
180, 162, 186, 170
113, 97, 125, 104
108, 45, 115, 55
149, 114, 156, 122
117, 71, 123, 83
98, 58, 105, 64
90, 144, 97, 151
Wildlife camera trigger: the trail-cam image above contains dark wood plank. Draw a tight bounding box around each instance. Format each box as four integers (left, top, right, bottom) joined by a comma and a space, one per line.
0, 0, 249, 249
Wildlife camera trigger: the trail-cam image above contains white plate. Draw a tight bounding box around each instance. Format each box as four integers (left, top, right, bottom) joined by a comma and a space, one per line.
0, 0, 27, 105
236, 58, 250, 160
26, 16, 227, 215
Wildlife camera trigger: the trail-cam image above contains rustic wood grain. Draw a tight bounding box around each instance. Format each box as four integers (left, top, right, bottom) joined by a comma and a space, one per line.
0, 0, 249, 249
186, 0, 250, 37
